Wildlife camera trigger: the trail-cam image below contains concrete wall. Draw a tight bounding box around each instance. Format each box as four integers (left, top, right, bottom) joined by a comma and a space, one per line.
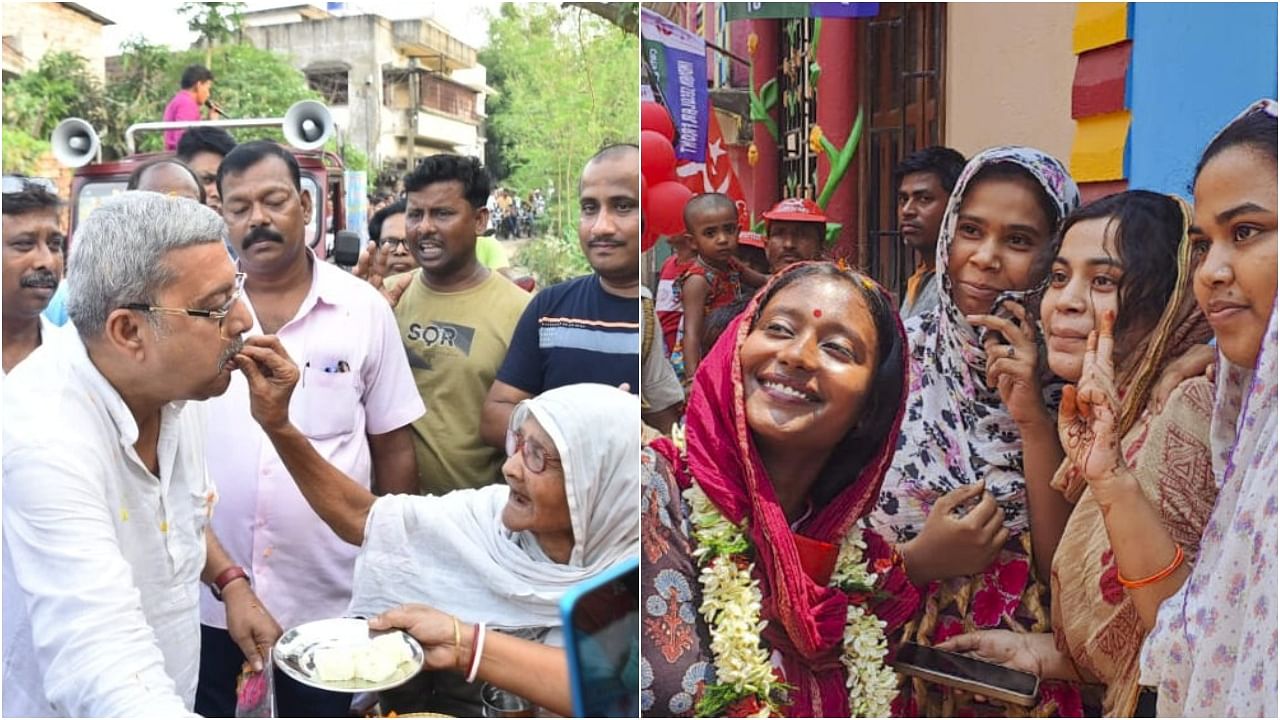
2, 2, 109, 80
1128, 2, 1278, 197
246, 15, 400, 168
944, 3, 1077, 164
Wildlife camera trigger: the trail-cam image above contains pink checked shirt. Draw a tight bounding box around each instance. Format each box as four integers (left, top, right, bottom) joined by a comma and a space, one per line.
200, 258, 424, 632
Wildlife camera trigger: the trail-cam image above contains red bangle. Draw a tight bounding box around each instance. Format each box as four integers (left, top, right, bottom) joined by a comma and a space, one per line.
210, 566, 249, 601
1118, 545, 1185, 589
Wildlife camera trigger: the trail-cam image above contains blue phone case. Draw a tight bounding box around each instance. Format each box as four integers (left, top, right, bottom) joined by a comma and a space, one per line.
560, 556, 640, 718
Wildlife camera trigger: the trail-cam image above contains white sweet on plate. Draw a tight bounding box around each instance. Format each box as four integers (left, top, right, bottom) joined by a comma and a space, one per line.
311, 633, 411, 684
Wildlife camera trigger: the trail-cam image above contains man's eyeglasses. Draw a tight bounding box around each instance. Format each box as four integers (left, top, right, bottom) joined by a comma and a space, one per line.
120, 272, 246, 339
2, 176, 58, 195
505, 428, 561, 474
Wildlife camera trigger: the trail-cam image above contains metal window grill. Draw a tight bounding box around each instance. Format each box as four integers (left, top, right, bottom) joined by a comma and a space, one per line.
778, 17, 818, 201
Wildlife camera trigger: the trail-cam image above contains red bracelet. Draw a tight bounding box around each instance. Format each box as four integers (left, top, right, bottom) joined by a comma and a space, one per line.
210, 566, 249, 601
1118, 545, 1185, 589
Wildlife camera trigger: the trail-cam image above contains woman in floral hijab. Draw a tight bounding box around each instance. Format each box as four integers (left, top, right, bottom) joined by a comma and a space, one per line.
640, 263, 920, 717
864, 146, 1081, 716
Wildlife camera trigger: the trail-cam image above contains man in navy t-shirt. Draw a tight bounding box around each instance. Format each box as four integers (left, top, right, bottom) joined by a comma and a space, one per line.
481, 144, 641, 448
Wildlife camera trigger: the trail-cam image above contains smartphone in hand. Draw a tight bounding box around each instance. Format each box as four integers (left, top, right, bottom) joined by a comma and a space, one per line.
891, 642, 1039, 707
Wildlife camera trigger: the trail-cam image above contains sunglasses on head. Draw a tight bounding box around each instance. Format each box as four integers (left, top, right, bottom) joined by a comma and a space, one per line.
2, 176, 58, 195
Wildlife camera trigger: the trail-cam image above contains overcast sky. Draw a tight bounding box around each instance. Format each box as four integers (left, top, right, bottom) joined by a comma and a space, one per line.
79, 0, 503, 55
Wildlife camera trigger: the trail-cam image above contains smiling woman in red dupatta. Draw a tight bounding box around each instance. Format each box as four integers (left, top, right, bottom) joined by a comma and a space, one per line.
639, 262, 921, 718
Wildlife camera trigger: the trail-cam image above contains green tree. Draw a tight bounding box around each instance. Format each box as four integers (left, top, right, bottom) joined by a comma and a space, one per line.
2, 51, 109, 148
480, 4, 638, 237
179, 2, 246, 65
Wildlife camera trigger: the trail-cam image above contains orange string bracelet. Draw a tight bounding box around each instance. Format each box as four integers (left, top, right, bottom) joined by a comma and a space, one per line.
1118, 544, 1185, 589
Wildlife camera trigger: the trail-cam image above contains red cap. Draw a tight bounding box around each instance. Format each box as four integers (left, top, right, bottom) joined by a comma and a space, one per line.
738, 231, 765, 249
762, 197, 828, 224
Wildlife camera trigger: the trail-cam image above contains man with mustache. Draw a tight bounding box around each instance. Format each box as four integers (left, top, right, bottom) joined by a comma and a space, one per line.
3, 192, 281, 717
762, 197, 828, 273
893, 146, 967, 319
375, 154, 531, 496
481, 144, 643, 448
197, 141, 423, 717
2, 177, 63, 376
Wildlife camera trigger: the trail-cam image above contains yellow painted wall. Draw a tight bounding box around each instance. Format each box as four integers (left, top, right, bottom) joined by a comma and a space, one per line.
944, 3, 1077, 165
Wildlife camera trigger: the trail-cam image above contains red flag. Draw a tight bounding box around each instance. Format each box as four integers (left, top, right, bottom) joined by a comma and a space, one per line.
675, 110, 749, 229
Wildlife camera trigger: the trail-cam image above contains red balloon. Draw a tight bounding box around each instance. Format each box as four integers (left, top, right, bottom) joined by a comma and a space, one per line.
640, 101, 675, 142
642, 223, 658, 253
646, 180, 693, 236
640, 130, 677, 185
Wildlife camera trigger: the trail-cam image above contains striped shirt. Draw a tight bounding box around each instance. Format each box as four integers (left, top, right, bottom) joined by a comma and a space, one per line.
496, 274, 639, 395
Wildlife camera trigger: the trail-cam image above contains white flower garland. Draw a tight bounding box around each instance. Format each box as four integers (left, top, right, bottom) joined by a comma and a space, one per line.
685, 483, 898, 717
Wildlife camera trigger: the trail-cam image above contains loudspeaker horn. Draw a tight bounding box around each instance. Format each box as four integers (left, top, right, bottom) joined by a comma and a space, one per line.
282, 100, 334, 151
51, 118, 100, 167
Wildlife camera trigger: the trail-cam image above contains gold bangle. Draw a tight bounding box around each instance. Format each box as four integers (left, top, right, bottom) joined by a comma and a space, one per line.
452, 615, 462, 664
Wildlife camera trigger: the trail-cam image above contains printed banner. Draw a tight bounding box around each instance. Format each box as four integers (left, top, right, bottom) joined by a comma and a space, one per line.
723, 2, 880, 20
641, 8, 708, 162
676, 110, 748, 228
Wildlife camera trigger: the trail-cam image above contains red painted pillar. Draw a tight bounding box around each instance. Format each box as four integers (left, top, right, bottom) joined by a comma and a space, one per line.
749, 19, 781, 225
816, 18, 859, 262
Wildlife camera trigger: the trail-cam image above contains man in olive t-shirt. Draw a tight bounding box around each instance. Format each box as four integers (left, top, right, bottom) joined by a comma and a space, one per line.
387, 155, 530, 494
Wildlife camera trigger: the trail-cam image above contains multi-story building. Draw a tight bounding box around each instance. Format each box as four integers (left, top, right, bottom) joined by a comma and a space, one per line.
2, 1, 114, 83
242, 5, 491, 186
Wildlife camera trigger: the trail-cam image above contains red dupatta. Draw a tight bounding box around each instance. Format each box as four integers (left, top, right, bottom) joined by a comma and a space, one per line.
654, 264, 910, 716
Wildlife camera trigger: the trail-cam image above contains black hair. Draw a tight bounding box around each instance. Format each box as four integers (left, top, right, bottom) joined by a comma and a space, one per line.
176, 126, 237, 162
1193, 106, 1278, 187
402, 154, 490, 209
965, 161, 1063, 283
216, 140, 302, 196
2, 183, 61, 216
180, 64, 214, 90
1057, 190, 1184, 344
368, 198, 408, 242
126, 159, 207, 204
893, 146, 967, 195
587, 143, 640, 165
683, 192, 737, 230
748, 263, 905, 508
703, 295, 751, 356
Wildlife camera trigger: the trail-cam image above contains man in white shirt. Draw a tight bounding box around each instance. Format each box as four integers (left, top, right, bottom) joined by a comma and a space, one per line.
2, 176, 64, 377
3, 192, 282, 717
198, 141, 424, 718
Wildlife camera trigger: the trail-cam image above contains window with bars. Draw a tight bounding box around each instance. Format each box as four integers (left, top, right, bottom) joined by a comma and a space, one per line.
778, 17, 819, 202
306, 68, 349, 106
858, 2, 945, 301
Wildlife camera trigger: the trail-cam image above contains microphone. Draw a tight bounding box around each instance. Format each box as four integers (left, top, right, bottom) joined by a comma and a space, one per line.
206, 100, 230, 119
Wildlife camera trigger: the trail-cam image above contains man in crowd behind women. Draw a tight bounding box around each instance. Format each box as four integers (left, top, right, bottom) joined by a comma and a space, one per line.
643, 100, 1276, 718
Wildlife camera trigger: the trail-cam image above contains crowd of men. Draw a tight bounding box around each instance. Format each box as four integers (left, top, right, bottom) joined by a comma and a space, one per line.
0, 77, 650, 714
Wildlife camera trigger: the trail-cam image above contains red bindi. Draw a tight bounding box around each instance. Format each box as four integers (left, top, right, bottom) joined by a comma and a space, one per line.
812, 309, 823, 318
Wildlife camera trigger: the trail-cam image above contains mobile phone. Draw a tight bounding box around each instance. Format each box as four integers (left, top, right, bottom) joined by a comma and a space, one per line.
891, 642, 1040, 707
975, 294, 1026, 349
560, 557, 639, 718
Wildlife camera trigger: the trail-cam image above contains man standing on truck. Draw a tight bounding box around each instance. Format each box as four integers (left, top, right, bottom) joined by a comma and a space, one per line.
163, 65, 217, 152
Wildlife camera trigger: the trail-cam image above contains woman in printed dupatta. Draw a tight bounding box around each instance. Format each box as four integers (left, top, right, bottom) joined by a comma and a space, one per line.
863, 146, 1082, 716
1137, 100, 1278, 717
936, 190, 1217, 716
639, 262, 921, 717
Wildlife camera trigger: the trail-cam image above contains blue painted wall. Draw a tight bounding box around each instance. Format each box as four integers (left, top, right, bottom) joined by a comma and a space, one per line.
1128, 2, 1278, 197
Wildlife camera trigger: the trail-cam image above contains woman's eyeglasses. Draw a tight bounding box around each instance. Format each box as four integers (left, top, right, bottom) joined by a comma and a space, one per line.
120, 272, 247, 339
378, 236, 409, 251
505, 428, 560, 474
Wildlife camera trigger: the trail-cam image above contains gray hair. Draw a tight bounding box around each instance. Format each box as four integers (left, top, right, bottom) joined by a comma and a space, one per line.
67, 191, 228, 340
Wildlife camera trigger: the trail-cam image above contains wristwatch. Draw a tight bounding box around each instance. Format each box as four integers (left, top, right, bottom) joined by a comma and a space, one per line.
209, 565, 250, 602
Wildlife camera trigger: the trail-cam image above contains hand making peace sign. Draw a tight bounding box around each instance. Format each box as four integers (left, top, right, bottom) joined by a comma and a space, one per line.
1057, 310, 1128, 500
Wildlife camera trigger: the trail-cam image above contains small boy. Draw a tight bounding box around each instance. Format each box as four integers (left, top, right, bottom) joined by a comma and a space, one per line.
672, 193, 767, 383
653, 232, 696, 360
